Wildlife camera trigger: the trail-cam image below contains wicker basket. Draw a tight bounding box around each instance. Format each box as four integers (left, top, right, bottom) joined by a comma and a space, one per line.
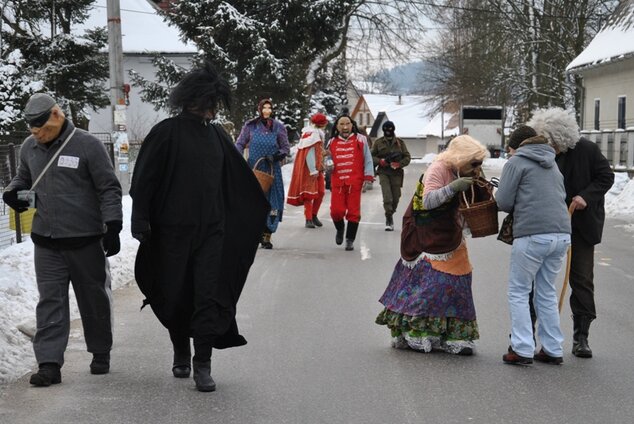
459, 178, 499, 238
253, 157, 274, 193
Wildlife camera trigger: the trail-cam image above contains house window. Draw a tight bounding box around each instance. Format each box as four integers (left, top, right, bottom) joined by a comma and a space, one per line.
366, 113, 371, 126
618, 96, 626, 129
594, 99, 600, 130
358, 114, 363, 126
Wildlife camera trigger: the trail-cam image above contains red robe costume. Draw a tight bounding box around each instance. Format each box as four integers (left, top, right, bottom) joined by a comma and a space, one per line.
287, 127, 325, 218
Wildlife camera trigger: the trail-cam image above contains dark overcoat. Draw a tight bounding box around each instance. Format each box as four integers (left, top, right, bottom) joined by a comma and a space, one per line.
556, 137, 614, 245
130, 112, 269, 349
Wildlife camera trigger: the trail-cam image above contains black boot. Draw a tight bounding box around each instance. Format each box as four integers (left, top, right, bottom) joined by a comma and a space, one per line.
385, 215, 394, 231
30, 363, 61, 387
312, 215, 323, 227
305, 219, 315, 228
345, 221, 359, 251
572, 315, 593, 358
170, 333, 191, 378
261, 232, 273, 249
193, 339, 216, 392
334, 220, 345, 245
193, 360, 216, 392
90, 352, 110, 375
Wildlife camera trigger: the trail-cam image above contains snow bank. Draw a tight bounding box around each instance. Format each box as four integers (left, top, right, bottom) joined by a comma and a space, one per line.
0, 197, 138, 385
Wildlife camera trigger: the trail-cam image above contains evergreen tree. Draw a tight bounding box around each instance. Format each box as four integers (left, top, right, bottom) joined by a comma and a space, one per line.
134, 1, 357, 132
0, 50, 45, 134
1, 0, 109, 130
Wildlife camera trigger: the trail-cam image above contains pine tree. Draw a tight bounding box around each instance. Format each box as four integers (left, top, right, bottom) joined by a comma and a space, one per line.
0, 50, 45, 134
133, 0, 356, 132
1, 0, 109, 130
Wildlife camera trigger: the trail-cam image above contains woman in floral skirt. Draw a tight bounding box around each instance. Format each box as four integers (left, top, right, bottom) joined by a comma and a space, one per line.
376, 135, 488, 355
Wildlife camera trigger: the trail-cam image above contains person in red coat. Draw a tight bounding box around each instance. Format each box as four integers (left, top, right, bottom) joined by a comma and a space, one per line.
287, 113, 328, 228
328, 113, 375, 251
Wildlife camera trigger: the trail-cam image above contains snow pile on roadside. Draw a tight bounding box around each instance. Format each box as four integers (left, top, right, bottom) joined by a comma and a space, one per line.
606, 172, 634, 219
0, 197, 138, 385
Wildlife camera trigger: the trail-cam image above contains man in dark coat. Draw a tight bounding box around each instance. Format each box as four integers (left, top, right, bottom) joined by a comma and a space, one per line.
528, 107, 614, 359
130, 62, 269, 392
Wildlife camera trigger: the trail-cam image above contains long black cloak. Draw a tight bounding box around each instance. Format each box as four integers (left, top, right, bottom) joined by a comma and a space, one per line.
131, 113, 269, 349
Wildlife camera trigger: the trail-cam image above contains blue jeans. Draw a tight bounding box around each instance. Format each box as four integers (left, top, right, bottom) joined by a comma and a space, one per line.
508, 233, 571, 357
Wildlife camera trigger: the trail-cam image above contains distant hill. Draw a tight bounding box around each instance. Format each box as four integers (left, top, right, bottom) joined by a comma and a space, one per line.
373, 61, 434, 95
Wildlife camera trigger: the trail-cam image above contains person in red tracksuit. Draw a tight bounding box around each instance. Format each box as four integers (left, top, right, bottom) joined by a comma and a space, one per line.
328, 114, 375, 251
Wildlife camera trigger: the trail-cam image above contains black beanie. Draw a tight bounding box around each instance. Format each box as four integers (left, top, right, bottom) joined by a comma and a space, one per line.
382, 120, 395, 131
508, 125, 537, 150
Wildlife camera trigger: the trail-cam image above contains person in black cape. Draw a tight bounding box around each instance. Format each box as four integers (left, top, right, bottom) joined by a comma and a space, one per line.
130, 62, 269, 392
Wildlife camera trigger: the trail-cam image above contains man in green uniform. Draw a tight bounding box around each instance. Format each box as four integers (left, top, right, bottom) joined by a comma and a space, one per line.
371, 121, 411, 231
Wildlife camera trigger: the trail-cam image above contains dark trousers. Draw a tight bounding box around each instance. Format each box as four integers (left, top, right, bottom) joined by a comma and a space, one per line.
378, 173, 403, 217
33, 241, 113, 366
569, 231, 596, 319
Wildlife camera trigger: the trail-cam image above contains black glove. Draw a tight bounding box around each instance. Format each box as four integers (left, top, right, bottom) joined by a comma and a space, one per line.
103, 220, 122, 257
273, 152, 286, 162
2, 189, 29, 213
131, 219, 151, 244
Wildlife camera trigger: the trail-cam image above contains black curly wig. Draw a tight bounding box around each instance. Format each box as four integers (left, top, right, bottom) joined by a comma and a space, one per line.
169, 61, 231, 115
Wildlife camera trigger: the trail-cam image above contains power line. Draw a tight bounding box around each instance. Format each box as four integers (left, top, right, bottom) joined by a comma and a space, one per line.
365, 0, 614, 21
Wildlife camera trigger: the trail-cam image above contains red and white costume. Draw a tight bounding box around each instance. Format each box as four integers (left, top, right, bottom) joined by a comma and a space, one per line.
328, 133, 375, 223
287, 126, 325, 219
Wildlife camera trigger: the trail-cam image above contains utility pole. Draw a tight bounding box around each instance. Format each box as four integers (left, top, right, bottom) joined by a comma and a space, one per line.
107, 0, 129, 194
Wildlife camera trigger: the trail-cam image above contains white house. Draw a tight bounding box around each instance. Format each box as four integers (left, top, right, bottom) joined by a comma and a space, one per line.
351, 94, 458, 157
567, 0, 634, 132
566, 0, 634, 167
77, 0, 197, 140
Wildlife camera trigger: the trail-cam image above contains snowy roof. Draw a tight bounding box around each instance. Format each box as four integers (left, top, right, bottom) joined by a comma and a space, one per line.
418, 110, 459, 138
359, 94, 437, 138
76, 0, 197, 54
358, 94, 459, 139
567, 0, 634, 72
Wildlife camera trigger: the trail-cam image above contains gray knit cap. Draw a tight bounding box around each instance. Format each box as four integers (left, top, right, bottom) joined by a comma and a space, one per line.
24, 93, 56, 122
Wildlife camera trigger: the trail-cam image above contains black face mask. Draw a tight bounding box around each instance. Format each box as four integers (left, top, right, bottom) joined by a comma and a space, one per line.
383, 127, 395, 137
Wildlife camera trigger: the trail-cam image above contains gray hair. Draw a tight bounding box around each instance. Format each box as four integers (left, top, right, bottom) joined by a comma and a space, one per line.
526, 107, 579, 153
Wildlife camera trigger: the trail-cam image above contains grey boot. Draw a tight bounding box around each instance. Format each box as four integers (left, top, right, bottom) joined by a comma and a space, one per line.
572, 315, 593, 358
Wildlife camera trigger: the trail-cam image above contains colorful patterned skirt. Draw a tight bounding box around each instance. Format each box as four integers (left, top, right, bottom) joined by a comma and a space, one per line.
376, 242, 479, 341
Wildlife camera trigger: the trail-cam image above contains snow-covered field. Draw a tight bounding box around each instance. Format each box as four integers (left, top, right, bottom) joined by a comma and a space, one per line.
1, 157, 633, 385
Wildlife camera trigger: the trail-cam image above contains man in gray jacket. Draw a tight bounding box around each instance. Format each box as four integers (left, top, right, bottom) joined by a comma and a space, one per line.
2, 93, 122, 386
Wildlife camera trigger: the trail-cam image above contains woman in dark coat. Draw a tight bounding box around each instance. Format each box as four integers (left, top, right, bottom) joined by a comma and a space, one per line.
130, 62, 269, 392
